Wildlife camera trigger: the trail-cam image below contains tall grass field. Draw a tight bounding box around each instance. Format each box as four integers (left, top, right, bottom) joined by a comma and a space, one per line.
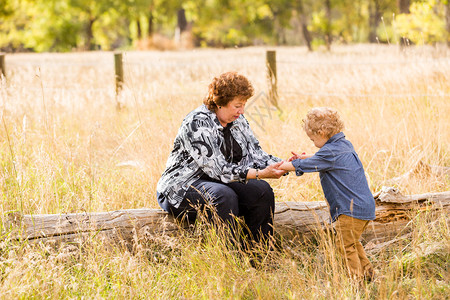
0, 45, 449, 298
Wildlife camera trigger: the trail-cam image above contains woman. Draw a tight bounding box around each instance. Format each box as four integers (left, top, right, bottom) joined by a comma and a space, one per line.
156, 72, 285, 244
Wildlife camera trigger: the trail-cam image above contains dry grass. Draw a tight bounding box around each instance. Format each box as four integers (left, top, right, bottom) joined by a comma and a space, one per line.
0, 44, 449, 298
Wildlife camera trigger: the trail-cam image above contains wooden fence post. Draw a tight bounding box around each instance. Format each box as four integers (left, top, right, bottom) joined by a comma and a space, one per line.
114, 52, 123, 95
0, 53, 6, 80
266, 50, 278, 108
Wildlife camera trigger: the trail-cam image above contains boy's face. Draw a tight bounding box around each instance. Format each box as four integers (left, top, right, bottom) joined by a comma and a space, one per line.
307, 132, 329, 148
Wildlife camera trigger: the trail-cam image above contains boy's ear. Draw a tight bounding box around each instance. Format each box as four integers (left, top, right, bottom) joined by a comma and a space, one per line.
317, 124, 328, 137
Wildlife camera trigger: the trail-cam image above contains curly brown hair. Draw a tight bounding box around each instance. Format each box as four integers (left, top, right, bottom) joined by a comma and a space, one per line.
303, 107, 345, 138
203, 72, 254, 111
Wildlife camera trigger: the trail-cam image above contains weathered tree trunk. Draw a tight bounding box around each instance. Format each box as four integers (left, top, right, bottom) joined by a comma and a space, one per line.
3, 187, 449, 247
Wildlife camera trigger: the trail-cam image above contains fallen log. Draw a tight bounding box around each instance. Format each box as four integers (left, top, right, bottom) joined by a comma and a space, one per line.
274, 186, 450, 243
2, 187, 449, 247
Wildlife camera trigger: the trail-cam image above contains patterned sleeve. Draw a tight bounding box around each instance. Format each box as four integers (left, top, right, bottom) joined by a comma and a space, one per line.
178, 116, 248, 183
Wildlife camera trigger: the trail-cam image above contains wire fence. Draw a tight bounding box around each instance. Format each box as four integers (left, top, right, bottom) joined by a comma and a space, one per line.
7, 59, 263, 68
2, 51, 449, 100
276, 57, 450, 66
282, 91, 449, 98
8, 58, 449, 68
22, 86, 203, 96
19, 87, 449, 99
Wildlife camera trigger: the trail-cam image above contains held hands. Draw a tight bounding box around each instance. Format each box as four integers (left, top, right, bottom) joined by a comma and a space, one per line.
260, 161, 287, 179
259, 151, 312, 179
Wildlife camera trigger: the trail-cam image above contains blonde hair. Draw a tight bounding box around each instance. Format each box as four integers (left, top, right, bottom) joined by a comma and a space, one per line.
302, 107, 344, 138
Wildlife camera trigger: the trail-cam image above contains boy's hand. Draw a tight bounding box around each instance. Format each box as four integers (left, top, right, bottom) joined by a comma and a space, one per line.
288, 151, 306, 162
300, 153, 312, 159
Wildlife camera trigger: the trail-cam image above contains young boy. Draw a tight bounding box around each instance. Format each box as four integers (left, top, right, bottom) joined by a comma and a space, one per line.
279, 107, 375, 281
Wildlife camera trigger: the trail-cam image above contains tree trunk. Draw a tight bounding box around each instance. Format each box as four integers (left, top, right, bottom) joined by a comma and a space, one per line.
368, 0, 382, 43
175, 8, 188, 48
296, 1, 312, 51
85, 18, 96, 50
3, 187, 449, 247
324, 0, 332, 50
177, 9, 187, 33
136, 19, 142, 40
273, 12, 281, 46
148, 12, 154, 38
397, 0, 410, 14
301, 21, 312, 51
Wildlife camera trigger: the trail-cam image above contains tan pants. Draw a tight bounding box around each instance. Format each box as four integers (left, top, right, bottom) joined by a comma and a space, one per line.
335, 214, 374, 280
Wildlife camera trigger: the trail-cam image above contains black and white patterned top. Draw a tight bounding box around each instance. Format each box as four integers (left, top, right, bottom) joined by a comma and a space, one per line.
157, 104, 281, 209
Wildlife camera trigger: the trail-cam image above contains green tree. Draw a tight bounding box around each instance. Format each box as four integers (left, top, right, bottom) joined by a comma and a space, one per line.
0, 0, 81, 52
395, 0, 447, 45
67, 0, 122, 50
123, 0, 179, 45
335, 0, 368, 43
1, 0, 449, 51
0, 0, 25, 51
446, 0, 450, 46
24, 0, 81, 52
265, 0, 294, 45
309, 0, 335, 49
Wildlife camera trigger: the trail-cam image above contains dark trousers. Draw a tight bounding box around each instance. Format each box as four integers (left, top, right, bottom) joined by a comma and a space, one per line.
168, 179, 275, 244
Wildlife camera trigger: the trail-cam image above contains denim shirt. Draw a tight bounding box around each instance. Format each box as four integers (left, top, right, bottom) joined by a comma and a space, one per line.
292, 132, 375, 222
157, 105, 281, 210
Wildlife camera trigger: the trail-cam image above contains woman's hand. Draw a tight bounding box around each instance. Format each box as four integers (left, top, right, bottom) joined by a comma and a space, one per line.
259, 161, 287, 179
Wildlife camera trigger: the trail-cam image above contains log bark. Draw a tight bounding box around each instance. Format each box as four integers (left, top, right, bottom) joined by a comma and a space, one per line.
2, 187, 449, 247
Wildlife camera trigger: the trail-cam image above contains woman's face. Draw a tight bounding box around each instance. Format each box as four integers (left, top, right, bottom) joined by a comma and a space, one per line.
215, 96, 247, 127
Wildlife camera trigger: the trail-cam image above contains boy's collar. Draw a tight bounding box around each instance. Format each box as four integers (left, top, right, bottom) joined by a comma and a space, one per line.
326, 132, 345, 144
